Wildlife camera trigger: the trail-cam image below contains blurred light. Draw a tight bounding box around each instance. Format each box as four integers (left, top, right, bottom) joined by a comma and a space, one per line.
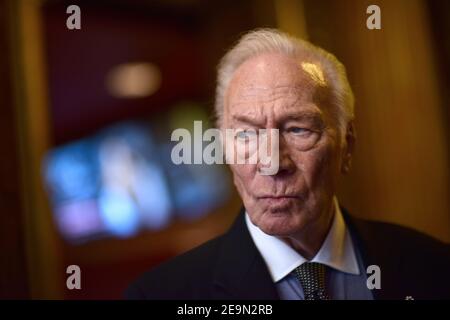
55, 199, 104, 241
44, 140, 99, 202
99, 136, 137, 190
43, 121, 231, 244
98, 186, 140, 237
106, 62, 161, 98
133, 163, 172, 229
98, 126, 172, 230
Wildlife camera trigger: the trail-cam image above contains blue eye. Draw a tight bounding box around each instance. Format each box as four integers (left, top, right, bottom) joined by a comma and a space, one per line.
236, 130, 257, 140
288, 127, 311, 135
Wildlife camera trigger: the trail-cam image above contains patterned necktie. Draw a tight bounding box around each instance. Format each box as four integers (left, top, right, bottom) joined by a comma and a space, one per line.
294, 262, 329, 300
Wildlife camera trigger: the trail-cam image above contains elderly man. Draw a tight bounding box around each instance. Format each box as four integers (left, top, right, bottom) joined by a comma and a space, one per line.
126, 29, 450, 300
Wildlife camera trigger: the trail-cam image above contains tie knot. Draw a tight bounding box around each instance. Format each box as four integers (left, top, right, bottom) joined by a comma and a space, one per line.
294, 262, 329, 300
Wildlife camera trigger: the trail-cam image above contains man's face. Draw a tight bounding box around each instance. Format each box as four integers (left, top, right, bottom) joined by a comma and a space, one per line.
222, 52, 351, 237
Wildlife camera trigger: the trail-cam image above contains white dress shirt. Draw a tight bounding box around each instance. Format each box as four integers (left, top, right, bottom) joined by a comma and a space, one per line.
245, 197, 373, 300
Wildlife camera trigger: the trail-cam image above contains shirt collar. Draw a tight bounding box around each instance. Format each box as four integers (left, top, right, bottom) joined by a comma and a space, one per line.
245, 197, 360, 282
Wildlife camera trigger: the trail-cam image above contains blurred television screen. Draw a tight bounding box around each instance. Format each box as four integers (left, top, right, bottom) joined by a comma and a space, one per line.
43, 121, 231, 244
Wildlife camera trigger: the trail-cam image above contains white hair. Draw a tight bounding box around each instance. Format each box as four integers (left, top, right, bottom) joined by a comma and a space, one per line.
214, 28, 355, 135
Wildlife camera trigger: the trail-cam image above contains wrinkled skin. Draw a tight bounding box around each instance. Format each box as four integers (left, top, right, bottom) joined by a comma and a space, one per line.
222, 52, 354, 258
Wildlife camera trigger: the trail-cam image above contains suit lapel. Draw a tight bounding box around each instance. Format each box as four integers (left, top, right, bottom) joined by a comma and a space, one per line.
212, 207, 403, 300
212, 209, 279, 300
343, 209, 403, 300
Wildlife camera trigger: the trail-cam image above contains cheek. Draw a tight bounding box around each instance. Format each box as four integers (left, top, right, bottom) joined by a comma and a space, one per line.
298, 141, 340, 188
230, 164, 257, 192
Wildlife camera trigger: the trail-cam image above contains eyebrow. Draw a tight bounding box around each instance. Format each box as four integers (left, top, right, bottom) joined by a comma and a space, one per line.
230, 111, 323, 127
280, 112, 323, 123
230, 114, 265, 127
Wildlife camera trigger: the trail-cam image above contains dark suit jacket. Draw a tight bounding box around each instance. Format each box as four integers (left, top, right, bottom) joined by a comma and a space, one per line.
125, 208, 450, 300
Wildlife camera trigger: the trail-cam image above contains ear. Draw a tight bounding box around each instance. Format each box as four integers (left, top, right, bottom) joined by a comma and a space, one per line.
341, 121, 356, 174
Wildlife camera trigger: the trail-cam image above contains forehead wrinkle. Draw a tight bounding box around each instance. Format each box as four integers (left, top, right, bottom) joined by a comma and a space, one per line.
233, 84, 314, 105
231, 84, 315, 114
230, 101, 323, 127
224, 53, 333, 127
229, 109, 268, 128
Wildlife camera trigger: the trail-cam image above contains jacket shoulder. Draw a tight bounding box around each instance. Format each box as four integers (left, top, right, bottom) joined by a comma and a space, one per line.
348, 216, 450, 298
353, 217, 450, 256
125, 234, 225, 299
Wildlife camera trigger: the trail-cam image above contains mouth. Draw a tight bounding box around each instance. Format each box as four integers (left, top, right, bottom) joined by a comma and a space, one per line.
258, 195, 300, 199
257, 195, 300, 207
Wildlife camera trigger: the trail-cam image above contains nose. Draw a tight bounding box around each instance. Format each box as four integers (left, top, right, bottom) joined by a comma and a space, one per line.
257, 133, 296, 176
275, 135, 296, 176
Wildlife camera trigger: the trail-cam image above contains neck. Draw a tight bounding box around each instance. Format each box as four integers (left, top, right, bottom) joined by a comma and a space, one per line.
282, 200, 336, 260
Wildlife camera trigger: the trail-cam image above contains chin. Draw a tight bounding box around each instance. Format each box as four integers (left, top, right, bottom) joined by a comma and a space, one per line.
256, 212, 303, 237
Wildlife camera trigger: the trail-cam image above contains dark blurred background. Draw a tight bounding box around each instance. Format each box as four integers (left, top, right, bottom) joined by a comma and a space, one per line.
1, 0, 449, 299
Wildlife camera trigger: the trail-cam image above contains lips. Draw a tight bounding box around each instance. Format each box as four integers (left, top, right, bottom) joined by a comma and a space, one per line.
258, 195, 300, 206
257, 195, 300, 199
